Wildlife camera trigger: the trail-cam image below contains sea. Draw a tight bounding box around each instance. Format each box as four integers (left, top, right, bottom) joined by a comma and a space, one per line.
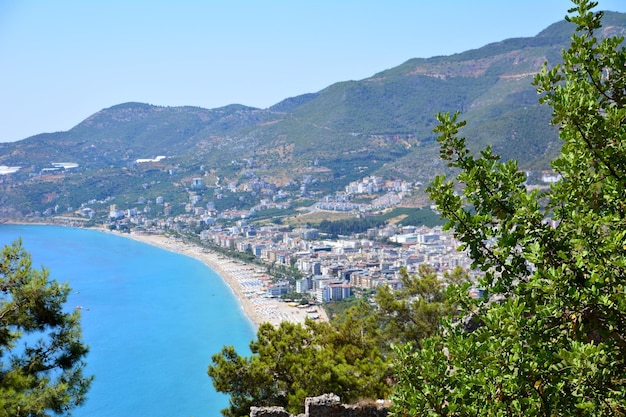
0, 224, 256, 417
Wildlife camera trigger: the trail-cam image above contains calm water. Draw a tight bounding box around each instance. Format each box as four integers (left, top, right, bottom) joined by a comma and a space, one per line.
0, 224, 256, 417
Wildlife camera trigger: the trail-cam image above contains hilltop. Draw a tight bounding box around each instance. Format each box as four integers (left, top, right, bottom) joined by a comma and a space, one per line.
1, 11, 625, 219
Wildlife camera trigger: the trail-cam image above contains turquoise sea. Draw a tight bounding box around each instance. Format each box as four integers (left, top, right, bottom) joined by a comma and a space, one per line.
0, 224, 256, 417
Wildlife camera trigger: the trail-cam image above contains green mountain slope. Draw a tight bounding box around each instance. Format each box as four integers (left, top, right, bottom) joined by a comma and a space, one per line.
1, 12, 625, 216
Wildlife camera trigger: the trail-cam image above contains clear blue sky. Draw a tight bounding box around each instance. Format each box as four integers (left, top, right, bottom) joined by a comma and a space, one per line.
2, 0, 625, 143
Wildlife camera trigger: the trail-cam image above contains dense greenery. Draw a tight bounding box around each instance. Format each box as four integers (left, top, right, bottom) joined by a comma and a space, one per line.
0, 240, 92, 416
392, 2, 626, 415
209, 315, 391, 417
378, 207, 445, 228
208, 266, 458, 416
376, 266, 468, 347
317, 217, 384, 237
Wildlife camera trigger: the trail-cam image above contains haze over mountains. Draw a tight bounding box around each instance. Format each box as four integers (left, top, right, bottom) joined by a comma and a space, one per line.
1, 12, 625, 217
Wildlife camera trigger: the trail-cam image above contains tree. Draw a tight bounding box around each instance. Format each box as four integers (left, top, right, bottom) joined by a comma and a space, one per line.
0, 239, 92, 416
208, 314, 392, 417
391, 1, 626, 415
375, 265, 467, 346
208, 258, 462, 417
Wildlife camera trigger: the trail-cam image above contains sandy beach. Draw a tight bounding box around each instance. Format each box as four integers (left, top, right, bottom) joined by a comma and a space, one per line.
125, 230, 327, 329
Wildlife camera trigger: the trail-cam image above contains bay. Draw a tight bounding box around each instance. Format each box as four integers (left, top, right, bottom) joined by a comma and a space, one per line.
0, 224, 256, 417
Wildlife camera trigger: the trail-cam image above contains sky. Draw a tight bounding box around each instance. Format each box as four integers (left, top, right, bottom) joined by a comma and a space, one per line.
2, 1, 626, 143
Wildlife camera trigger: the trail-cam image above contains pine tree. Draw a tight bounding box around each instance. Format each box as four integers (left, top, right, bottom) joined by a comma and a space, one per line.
0, 239, 92, 416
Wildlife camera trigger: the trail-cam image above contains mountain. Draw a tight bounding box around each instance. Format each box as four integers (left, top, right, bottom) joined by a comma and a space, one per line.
1, 12, 625, 217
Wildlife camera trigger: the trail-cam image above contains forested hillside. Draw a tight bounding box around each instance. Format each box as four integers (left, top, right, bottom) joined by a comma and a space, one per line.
0, 11, 625, 217
208, 3, 626, 415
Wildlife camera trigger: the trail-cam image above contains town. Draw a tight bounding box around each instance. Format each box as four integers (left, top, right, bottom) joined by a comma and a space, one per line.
50, 170, 489, 306
4, 163, 562, 307
8, 164, 564, 308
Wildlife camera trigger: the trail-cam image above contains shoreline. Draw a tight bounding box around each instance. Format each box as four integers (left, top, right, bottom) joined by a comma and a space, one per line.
122, 230, 328, 329
2, 221, 328, 329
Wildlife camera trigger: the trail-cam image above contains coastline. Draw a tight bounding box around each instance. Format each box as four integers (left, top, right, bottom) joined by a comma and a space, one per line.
123, 230, 328, 329
2, 220, 328, 329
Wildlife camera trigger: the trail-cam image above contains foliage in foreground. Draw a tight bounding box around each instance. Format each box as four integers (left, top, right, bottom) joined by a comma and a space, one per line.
209, 311, 390, 417
208, 265, 459, 417
0, 240, 92, 416
391, 1, 626, 415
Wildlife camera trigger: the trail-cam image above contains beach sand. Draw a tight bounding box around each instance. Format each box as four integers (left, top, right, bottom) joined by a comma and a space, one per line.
125, 231, 328, 329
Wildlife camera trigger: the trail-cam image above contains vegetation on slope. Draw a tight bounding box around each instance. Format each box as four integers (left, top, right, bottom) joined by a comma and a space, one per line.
209, 2, 626, 416
394, 2, 626, 414
4, 12, 626, 216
